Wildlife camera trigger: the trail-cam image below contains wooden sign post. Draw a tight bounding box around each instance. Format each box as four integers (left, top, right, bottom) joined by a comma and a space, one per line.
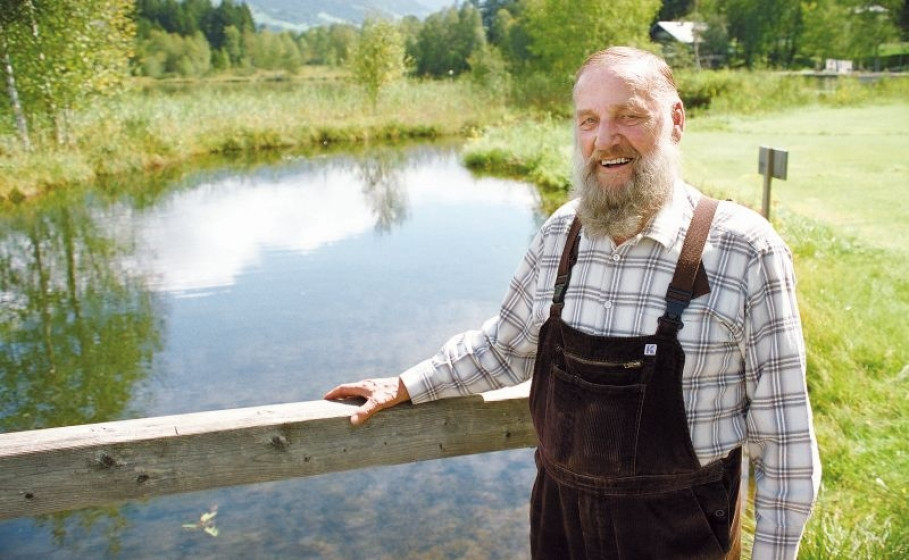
758, 146, 788, 220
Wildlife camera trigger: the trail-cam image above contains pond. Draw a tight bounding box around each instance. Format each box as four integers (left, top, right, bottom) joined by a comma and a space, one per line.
0, 143, 545, 559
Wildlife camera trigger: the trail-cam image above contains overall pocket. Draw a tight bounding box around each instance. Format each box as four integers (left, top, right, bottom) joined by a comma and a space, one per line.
542, 364, 646, 477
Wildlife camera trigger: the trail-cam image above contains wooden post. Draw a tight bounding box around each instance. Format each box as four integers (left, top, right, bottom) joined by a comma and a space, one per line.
758, 146, 789, 220
761, 148, 775, 219
0, 384, 534, 520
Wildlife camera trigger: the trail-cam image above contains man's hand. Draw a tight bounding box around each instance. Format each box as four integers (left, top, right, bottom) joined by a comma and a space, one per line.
323, 377, 411, 426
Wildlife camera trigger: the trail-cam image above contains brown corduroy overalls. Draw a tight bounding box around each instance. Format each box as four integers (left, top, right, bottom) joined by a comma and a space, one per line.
528, 197, 742, 560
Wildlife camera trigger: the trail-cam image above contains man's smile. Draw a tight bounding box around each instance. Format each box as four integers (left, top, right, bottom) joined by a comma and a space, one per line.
600, 157, 632, 168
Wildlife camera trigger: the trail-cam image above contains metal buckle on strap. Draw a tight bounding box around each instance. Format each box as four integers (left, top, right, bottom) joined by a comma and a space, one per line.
552, 276, 569, 304
658, 313, 685, 331
661, 287, 692, 330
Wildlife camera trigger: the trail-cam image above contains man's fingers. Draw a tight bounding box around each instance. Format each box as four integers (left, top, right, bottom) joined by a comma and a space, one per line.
324, 377, 410, 426
323, 383, 367, 401
350, 399, 381, 426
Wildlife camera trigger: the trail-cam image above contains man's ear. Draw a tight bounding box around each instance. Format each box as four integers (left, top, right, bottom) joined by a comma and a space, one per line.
671, 101, 685, 143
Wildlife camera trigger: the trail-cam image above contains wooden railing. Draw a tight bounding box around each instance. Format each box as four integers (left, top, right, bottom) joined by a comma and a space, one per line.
0, 384, 534, 520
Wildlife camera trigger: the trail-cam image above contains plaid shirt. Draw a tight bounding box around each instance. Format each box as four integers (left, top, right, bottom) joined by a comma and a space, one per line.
401, 181, 821, 559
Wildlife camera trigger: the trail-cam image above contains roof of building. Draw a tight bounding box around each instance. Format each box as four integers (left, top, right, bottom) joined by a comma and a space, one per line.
652, 21, 707, 44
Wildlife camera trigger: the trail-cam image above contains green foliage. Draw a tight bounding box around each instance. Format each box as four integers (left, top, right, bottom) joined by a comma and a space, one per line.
349, 18, 408, 108
245, 30, 303, 73
720, 0, 802, 67
659, 0, 697, 20
672, 70, 909, 116
522, 0, 661, 82
300, 23, 358, 66
717, 0, 903, 69
467, 44, 511, 100
413, 4, 486, 77
0, 0, 135, 145
507, 71, 573, 114
135, 0, 255, 46
487, 4, 533, 70
138, 30, 212, 78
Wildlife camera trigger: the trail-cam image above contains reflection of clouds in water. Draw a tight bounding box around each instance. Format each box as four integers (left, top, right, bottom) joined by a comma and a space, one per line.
139, 171, 372, 294
136, 152, 537, 295
408, 159, 538, 208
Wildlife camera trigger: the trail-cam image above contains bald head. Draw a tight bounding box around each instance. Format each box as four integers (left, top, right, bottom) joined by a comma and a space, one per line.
574, 47, 681, 111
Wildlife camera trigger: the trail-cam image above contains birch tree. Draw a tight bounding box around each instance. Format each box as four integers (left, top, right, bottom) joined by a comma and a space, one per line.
0, 17, 30, 150
349, 18, 407, 109
0, 0, 135, 147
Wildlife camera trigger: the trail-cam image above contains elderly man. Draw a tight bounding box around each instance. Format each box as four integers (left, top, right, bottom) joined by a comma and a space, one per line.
325, 46, 821, 559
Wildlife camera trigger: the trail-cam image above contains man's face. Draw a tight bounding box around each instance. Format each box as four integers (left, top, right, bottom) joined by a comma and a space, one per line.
570, 61, 684, 241
573, 63, 682, 193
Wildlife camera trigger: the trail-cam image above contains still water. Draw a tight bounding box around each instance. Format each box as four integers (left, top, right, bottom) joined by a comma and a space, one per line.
0, 144, 545, 558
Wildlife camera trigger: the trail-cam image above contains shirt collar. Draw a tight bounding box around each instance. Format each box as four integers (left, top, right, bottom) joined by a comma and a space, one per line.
639, 180, 695, 249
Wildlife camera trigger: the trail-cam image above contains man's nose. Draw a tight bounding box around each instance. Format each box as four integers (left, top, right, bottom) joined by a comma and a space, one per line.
594, 119, 619, 151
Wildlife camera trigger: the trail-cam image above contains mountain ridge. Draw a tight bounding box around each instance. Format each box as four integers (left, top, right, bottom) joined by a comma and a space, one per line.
246, 0, 456, 30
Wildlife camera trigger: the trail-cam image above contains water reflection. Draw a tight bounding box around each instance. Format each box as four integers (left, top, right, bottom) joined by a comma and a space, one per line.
0, 144, 543, 558
358, 148, 410, 232
0, 191, 161, 432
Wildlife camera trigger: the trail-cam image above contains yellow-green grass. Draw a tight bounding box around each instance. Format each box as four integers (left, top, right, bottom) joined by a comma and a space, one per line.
683, 103, 909, 253
0, 76, 511, 202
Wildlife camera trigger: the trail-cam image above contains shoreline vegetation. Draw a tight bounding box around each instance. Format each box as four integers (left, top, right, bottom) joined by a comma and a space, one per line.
0, 69, 510, 203
2, 69, 906, 204
2, 70, 908, 558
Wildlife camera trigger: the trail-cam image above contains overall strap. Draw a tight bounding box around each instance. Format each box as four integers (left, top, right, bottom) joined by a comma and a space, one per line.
550, 217, 582, 318
659, 196, 719, 335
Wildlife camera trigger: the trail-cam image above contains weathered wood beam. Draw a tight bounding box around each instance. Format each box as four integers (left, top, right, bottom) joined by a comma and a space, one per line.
0, 383, 533, 520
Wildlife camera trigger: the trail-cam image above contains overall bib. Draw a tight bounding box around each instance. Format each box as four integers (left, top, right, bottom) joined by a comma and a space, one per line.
529, 197, 742, 560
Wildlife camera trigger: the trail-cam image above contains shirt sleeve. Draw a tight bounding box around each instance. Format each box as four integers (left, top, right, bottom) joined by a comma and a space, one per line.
401, 229, 546, 404
742, 236, 822, 560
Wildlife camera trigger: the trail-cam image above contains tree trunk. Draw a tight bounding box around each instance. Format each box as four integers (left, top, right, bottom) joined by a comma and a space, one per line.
25, 0, 65, 145
0, 22, 32, 151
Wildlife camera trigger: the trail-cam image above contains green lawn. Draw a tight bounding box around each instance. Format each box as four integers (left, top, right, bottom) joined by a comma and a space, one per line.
683, 103, 909, 253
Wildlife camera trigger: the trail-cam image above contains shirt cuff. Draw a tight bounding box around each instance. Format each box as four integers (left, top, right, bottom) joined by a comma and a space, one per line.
750, 539, 801, 560
751, 515, 808, 560
400, 358, 438, 404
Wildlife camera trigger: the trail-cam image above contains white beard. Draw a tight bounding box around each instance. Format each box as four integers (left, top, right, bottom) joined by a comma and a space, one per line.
570, 141, 681, 241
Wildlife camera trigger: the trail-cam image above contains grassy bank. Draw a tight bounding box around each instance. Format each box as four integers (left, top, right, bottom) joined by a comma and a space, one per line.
3, 71, 905, 204
462, 103, 909, 559
0, 76, 511, 202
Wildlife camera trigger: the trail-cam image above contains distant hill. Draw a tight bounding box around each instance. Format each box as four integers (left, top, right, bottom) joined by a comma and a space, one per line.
247, 0, 456, 31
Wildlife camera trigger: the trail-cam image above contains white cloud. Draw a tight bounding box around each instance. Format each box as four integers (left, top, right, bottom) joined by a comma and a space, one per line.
131, 152, 536, 296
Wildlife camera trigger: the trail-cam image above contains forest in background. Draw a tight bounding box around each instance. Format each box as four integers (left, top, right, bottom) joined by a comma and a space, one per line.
131, 0, 909, 78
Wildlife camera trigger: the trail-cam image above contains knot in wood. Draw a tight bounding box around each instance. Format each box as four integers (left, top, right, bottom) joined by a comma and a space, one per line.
270, 435, 290, 451
95, 452, 123, 469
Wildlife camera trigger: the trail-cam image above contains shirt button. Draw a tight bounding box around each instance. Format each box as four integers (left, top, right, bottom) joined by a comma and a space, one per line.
604, 301, 613, 309
612, 254, 621, 262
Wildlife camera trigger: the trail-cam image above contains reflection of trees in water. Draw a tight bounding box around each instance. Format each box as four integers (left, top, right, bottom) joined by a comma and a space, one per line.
0, 191, 162, 433
355, 148, 410, 233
